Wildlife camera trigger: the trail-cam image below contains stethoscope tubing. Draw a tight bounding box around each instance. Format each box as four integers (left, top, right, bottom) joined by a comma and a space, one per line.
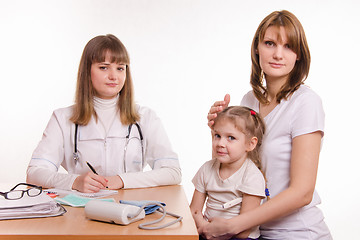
123, 123, 144, 173
73, 123, 144, 173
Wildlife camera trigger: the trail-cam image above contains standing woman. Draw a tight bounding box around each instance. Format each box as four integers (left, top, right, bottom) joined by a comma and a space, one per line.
205, 10, 332, 239
27, 34, 181, 193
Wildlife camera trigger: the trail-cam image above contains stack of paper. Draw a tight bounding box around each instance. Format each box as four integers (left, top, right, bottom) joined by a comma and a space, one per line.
0, 192, 66, 220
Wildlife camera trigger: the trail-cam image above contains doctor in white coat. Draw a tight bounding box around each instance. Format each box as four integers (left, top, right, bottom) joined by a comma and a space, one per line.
27, 34, 181, 193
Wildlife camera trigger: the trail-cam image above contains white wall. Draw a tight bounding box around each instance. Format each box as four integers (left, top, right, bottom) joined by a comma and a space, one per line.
0, 0, 359, 238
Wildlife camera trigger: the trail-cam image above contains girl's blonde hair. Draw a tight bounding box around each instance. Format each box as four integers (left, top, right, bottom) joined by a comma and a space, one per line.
214, 106, 270, 199
70, 34, 139, 125
214, 106, 265, 170
250, 10, 311, 104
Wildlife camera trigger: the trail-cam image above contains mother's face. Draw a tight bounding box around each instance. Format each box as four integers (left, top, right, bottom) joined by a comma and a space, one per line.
257, 26, 298, 83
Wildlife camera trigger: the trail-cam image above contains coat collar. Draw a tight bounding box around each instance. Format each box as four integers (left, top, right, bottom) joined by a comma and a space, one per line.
78, 116, 128, 140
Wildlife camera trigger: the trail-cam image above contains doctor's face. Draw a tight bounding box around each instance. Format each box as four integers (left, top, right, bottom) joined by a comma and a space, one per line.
91, 52, 126, 100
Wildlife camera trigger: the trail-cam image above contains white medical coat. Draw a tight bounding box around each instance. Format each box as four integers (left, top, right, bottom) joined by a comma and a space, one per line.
27, 105, 181, 190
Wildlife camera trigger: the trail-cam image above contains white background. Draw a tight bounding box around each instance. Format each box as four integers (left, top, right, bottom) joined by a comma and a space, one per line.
0, 0, 359, 238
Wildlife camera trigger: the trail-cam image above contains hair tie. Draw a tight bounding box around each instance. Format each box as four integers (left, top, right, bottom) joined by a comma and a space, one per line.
265, 188, 270, 201
265, 188, 270, 197
250, 110, 256, 116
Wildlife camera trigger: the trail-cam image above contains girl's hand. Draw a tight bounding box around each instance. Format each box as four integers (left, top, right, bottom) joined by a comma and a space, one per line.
192, 211, 208, 234
72, 172, 108, 193
200, 216, 235, 240
207, 94, 230, 128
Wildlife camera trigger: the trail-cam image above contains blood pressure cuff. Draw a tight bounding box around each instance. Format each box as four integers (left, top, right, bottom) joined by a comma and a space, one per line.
119, 200, 166, 215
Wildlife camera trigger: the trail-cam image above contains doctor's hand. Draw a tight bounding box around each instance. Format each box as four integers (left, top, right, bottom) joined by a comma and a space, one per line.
72, 172, 108, 193
105, 175, 124, 189
207, 94, 230, 128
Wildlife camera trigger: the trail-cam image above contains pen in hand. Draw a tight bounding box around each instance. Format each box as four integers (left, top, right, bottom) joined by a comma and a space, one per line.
86, 161, 98, 175
86, 161, 108, 189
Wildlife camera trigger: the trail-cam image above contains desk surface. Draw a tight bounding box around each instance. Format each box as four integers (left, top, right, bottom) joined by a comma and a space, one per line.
0, 185, 198, 240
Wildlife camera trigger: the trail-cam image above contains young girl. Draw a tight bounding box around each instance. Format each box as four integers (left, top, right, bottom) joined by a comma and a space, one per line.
205, 10, 332, 239
26, 34, 181, 193
191, 106, 267, 240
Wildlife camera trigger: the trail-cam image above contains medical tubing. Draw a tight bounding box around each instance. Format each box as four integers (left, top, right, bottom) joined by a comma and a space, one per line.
127, 202, 183, 230
141, 208, 183, 230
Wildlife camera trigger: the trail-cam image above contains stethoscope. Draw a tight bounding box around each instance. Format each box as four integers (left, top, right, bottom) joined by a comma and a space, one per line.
73, 123, 145, 173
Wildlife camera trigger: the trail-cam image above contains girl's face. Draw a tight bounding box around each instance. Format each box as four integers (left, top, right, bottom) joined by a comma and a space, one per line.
257, 26, 298, 84
91, 52, 126, 99
212, 118, 255, 168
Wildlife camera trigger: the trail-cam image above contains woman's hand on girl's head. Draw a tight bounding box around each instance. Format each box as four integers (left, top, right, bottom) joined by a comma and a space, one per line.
207, 94, 230, 128
72, 172, 108, 193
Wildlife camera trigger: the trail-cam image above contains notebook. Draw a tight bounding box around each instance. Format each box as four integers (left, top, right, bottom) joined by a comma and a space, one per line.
44, 188, 118, 198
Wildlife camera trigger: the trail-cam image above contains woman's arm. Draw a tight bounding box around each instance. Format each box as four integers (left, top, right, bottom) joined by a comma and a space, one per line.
190, 189, 209, 233
27, 111, 78, 190
27, 110, 109, 192
234, 194, 262, 239
202, 131, 322, 239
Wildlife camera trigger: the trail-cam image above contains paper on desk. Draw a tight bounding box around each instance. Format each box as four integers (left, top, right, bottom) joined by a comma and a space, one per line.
0, 192, 54, 208
45, 188, 117, 198
55, 194, 115, 207
0, 193, 66, 220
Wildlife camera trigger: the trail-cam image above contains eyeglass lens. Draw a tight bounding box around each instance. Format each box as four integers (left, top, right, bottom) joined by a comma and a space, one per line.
2, 183, 42, 200
6, 188, 42, 200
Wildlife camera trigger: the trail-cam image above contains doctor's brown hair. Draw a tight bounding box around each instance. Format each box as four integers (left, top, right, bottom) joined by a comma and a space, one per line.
250, 10, 311, 104
213, 106, 265, 171
70, 34, 139, 125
